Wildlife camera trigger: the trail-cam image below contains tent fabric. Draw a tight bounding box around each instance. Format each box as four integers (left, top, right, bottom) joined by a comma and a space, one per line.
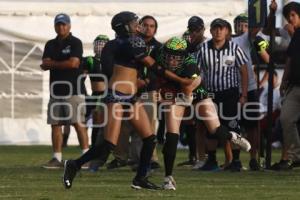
0, 1, 246, 44
0, 0, 246, 144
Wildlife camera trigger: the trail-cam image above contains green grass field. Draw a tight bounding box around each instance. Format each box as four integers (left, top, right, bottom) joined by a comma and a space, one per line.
0, 145, 300, 200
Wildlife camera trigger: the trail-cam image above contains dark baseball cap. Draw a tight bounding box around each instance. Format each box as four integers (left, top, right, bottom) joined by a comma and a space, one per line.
210, 18, 228, 28
54, 13, 71, 25
188, 16, 204, 31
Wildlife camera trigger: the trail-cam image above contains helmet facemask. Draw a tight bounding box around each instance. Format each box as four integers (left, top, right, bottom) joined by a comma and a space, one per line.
93, 40, 107, 58
93, 35, 109, 58
163, 53, 185, 72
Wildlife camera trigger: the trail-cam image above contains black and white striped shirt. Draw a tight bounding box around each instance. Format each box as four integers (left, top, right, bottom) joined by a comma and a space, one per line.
196, 39, 248, 92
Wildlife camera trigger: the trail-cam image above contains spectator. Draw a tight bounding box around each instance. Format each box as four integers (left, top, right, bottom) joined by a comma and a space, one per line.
259, 71, 281, 116
40, 13, 89, 169
231, 13, 261, 170
274, 1, 300, 170
62, 125, 71, 148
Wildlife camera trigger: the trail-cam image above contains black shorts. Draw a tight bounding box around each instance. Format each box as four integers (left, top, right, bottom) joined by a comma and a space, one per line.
211, 88, 241, 133
241, 89, 260, 128
102, 89, 137, 105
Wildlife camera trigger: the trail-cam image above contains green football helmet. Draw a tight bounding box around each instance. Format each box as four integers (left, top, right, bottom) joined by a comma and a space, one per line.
163, 37, 188, 71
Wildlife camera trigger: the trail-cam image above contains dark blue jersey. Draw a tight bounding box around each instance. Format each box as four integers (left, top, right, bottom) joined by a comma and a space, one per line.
114, 36, 148, 69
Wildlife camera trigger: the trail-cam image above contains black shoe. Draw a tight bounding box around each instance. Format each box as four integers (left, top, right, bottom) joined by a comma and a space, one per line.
62, 160, 79, 189
199, 160, 220, 171
150, 161, 161, 169
270, 160, 293, 171
224, 160, 242, 172
131, 176, 161, 190
249, 159, 260, 171
106, 159, 127, 170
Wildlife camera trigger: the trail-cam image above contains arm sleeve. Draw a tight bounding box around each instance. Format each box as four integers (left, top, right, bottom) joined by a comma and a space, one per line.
101, 41, 115, 79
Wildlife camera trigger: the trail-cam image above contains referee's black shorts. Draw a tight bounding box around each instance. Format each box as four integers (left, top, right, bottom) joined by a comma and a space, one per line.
211, 87, 241, 133
240, 89, 260, 128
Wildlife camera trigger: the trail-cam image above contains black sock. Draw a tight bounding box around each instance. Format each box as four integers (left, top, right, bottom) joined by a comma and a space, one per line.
92, 127, 104, 147
163, 132, 179, 177
207, 150, 216, 162
213, 125, 232, 142
136, 135, 156, 178
186, 125, 196, 161
75, 139, 115, 168
91, 127, 100, 147
232, 149, 240, 161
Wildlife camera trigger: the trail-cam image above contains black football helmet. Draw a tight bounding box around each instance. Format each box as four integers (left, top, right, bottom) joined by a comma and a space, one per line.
111, 11, 139, 36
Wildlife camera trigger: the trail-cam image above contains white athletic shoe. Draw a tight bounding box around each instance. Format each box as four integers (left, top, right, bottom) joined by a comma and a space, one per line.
230, 131, 251, 152
192, 160, 206, 170
162, 176, 176, 190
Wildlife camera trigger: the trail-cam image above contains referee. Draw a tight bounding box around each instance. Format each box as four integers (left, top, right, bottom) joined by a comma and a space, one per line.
196, 18, 248, 171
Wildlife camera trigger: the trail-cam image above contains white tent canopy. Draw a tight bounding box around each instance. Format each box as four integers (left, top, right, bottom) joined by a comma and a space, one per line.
0, 0, 248, 145
0, 0, 246, 46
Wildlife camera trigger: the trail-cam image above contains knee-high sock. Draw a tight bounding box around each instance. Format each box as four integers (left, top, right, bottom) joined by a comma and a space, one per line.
186, 125, 196, 161
91, 127, 100, 147
75, 139, 115, 168
163, 132, 179, 177
136, 135, 156, 178
92, 127, 104, 147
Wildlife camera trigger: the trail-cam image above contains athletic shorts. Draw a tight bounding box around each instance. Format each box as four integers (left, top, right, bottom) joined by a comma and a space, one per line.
102, 89, 137, 105
47, 95, 86, 125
